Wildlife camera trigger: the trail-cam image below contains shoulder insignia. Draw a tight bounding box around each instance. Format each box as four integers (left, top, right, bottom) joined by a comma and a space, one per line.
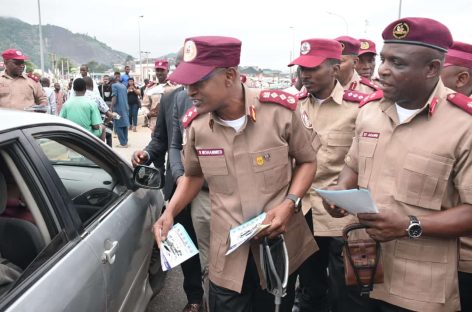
359, 90, 384, 107
447, 93, 472, 115
259, 90, 298, 110
343, 90, 368, 103
360, 77, 381, 91
27, 73, 39, 83
348, 81, 358, 90
297, 87, 308, 100
182, 106, 199, 128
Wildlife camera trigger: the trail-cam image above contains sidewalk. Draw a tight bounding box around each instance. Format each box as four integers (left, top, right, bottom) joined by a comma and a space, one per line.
112, 124, 152, 165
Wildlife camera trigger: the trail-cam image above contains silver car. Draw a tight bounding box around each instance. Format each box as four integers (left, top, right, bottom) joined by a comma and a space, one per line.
0, 109, 165, 311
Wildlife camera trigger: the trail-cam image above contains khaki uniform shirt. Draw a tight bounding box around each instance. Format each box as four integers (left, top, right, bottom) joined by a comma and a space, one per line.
343, 71, 379, 94
182, 87, 320, 293
0, 71, 47, 110
299, 81, 359, 236
345, 80, 472, 311
142, 81, 177, 131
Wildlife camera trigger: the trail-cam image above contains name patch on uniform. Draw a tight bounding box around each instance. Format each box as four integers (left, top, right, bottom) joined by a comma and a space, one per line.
362, 132, 380, 139
197, 149, 224, 156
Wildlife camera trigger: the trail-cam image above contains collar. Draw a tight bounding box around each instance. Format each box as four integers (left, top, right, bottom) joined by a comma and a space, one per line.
346, 71, 360, 90
1, 71, 27, 80
307, 80, 344, 106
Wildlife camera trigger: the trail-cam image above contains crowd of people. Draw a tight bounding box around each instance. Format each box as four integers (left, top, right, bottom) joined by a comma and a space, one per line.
1, 14, 472, 312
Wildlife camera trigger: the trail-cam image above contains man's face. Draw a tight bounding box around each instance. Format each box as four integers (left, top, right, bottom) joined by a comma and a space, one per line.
155, 68, 168, 83
125, 66, 130, 74
54, 83, 60, 91
5, 59, 25, 77
80, 66, 88, 77
378, 44, 432, 104
186, 68, 228, 115
114, 73, 120, 81
356, 53, 376, 79
300, 61, 337, 95
103, 76, 110, 85
337, 55, 358, 84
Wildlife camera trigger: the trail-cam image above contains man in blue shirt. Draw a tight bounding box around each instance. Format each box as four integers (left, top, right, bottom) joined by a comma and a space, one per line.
111, 77, 130, 147
121, 65, 131, 86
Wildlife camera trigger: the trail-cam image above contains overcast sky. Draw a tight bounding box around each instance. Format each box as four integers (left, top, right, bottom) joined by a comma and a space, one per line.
3, 0, 472, 70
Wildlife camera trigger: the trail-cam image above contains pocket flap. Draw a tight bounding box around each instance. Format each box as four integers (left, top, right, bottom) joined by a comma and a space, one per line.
251, 145, 288, 173
327, 132, 354, 147
394, 238, 448, 263
403, 153, 453, 179
199, 155, 228, 176
358, 139, 377, 157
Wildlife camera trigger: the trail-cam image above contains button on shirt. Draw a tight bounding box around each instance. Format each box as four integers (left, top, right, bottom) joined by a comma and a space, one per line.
0, 71, 47, 110
344, 80, 472, 312
182, 87, 320, 293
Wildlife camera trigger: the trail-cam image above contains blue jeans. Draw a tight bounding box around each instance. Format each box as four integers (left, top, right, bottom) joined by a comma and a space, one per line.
115, 126, 128, 145
128, 103, 139, 127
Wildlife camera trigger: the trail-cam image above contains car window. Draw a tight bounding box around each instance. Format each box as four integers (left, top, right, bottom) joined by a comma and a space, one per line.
35, 138, 126, 227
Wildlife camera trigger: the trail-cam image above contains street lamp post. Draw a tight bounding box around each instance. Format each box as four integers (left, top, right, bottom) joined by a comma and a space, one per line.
141, 51, 150, 80
398, 0, 403, 18
327, 11, 349, 34
37, 0, 45, 74
138, 15, 144, 83
289, 26, 295, 78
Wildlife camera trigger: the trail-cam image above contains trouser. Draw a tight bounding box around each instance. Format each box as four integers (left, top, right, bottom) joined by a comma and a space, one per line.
459, 271, 472, 311
128, 104, 139, 127
209, 252, 297, 312
115, 126, 128, 145
174, 204, 204, 304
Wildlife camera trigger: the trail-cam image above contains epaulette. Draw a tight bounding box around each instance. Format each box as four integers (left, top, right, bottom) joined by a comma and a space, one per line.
182, 106, 199, 129
447, 93, 472, 115
359, 90, 383, 107
146, 81, 156, 88
360, 77, 381, 91
297, 87, 308, 100
259, 90, 298, 110
343, 90, 368, 103
27, 73, 39, 83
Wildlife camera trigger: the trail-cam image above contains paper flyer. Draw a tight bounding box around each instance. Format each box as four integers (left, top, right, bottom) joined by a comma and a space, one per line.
226, 212, 270, 256
314, 188, 379, 215
160, 223, 199, 272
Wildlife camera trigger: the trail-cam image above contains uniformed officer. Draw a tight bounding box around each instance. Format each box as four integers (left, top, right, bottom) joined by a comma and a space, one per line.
355, 39, 377, 81
0, 49, 47, 110
154, 36, 319, 311
141, 59, 177, 131
325, 17, 472, 312
335, 36, 380, 94
288, 38, 369, 312
440, 40, 472, 312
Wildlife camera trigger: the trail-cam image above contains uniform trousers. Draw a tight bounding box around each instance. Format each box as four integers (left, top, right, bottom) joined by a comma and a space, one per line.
459, 271, 472, 311
209, 252, 297, 312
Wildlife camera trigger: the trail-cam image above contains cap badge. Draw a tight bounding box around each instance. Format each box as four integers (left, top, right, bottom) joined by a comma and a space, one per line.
393, 22, 410, 39
158, 62, 162, 66
300, 42, 311, 55
183, 40, 197, 62
360, 41, 370, 50
16, 51, 22, 56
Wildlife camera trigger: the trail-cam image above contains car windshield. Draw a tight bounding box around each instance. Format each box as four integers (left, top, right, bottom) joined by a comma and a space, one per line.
37, 138, 97, 167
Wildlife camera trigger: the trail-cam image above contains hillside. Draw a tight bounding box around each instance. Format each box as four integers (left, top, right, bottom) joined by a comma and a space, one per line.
0, 17, 132, 69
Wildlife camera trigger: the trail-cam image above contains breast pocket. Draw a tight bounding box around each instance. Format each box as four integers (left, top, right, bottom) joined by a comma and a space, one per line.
325, 131, 354, 162
250, 145, 290, 194
358, 138, 378, 188
199, 155, 233, 195
394, 153, 453, 210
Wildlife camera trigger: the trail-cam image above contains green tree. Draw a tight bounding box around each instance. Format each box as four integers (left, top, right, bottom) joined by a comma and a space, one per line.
25, 60, 35, 73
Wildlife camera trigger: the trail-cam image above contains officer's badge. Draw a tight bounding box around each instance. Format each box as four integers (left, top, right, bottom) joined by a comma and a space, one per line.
256, 156, 265, 166
301, 110, 313, 129
360, 41, 370, 50
393, 22, 409, 39
300, 42, 311, 55
184, 40, 197, 62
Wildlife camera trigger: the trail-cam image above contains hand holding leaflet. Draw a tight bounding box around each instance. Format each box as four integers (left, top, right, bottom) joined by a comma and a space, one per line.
226, 212, 270, 256
314, 188, 379, 215
160, 223, 199, 271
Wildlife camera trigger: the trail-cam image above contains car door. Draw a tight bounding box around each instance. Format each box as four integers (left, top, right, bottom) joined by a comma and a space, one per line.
25, 125, 163, 312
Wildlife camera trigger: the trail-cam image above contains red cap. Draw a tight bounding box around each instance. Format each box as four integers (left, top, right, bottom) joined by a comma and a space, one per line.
358, 39, 377, 55
444, 41, 472, 69
168, 36, 241, 85
382, 17, 453, 52
2, 49, 28, 61
335, 36, 361, 55
154, 59, 169, 70
288, 38, 342, 68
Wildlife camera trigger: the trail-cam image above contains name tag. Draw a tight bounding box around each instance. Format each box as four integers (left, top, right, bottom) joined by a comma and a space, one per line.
197, 148, 224, 156
362, 132, 380, 139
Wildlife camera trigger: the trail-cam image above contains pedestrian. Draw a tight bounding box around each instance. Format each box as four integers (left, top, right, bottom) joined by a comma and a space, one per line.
70, 64, 99, 97
0, 49, 47, 110
355, 39, 377, 81
325, 17, 472, 312
154, 36, 319, 312
83, 76, 112, 142
127, 77, 141, 132
440, 40, 472, 312
110, 76, 130, 147
121, 65, 131, 86
288, 38, 368, 312
60, 78, 103, 138
40, 77, 57, 115
98, 75, 114, 147
335, 36, 380, 93
54, 82, 67, 115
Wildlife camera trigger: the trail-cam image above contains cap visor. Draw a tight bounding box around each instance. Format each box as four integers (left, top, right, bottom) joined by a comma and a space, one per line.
168, 62, 215, 85
359, 51, 376, 56
288, 55, 326, 68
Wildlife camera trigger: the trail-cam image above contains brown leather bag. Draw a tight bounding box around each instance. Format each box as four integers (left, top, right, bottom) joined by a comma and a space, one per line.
343, 223, 384, 295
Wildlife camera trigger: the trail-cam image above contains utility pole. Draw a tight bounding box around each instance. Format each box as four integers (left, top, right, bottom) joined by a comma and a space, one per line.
138, 15, 144, 83
37, 0, 45, 74
398, 0, 403, 18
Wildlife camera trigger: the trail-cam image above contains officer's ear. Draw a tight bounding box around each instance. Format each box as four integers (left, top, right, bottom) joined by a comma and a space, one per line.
332, 63, 341, 76
456, 71, 471, 88
224, 67, 238, 86
425, 59, 442, 79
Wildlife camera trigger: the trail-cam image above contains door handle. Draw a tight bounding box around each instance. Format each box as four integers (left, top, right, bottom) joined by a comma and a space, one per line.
102, 240, 119, 264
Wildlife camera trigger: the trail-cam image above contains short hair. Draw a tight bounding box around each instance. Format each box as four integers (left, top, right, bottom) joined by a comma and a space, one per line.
83, 76, 94, 90
128, 77, 134, 81
73, 78, 86, 92
325, 58, 341, 66
114, 71, 120, 76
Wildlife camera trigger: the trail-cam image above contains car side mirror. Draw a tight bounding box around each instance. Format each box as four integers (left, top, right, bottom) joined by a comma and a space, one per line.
133, 165, 163, 189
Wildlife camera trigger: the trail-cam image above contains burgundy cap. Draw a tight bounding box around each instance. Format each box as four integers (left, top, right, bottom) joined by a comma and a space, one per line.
288, 38, 342, 68
444, 41, 472, 69
2, 49, 28, 61
358, 39, 377, 55
168, 36, 241, 85
154, 59, 169, 70
335, 36, 361, 55
382, 17, 453, 52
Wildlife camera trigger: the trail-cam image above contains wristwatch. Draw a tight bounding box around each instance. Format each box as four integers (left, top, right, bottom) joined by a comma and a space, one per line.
286, 194, 302, 213
406, 215, 422, 238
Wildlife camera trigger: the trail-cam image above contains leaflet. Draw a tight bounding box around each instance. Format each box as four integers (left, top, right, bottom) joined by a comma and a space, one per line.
226, 212, 270, 256
160, 223, 199, 272
314, 188, 379, 214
